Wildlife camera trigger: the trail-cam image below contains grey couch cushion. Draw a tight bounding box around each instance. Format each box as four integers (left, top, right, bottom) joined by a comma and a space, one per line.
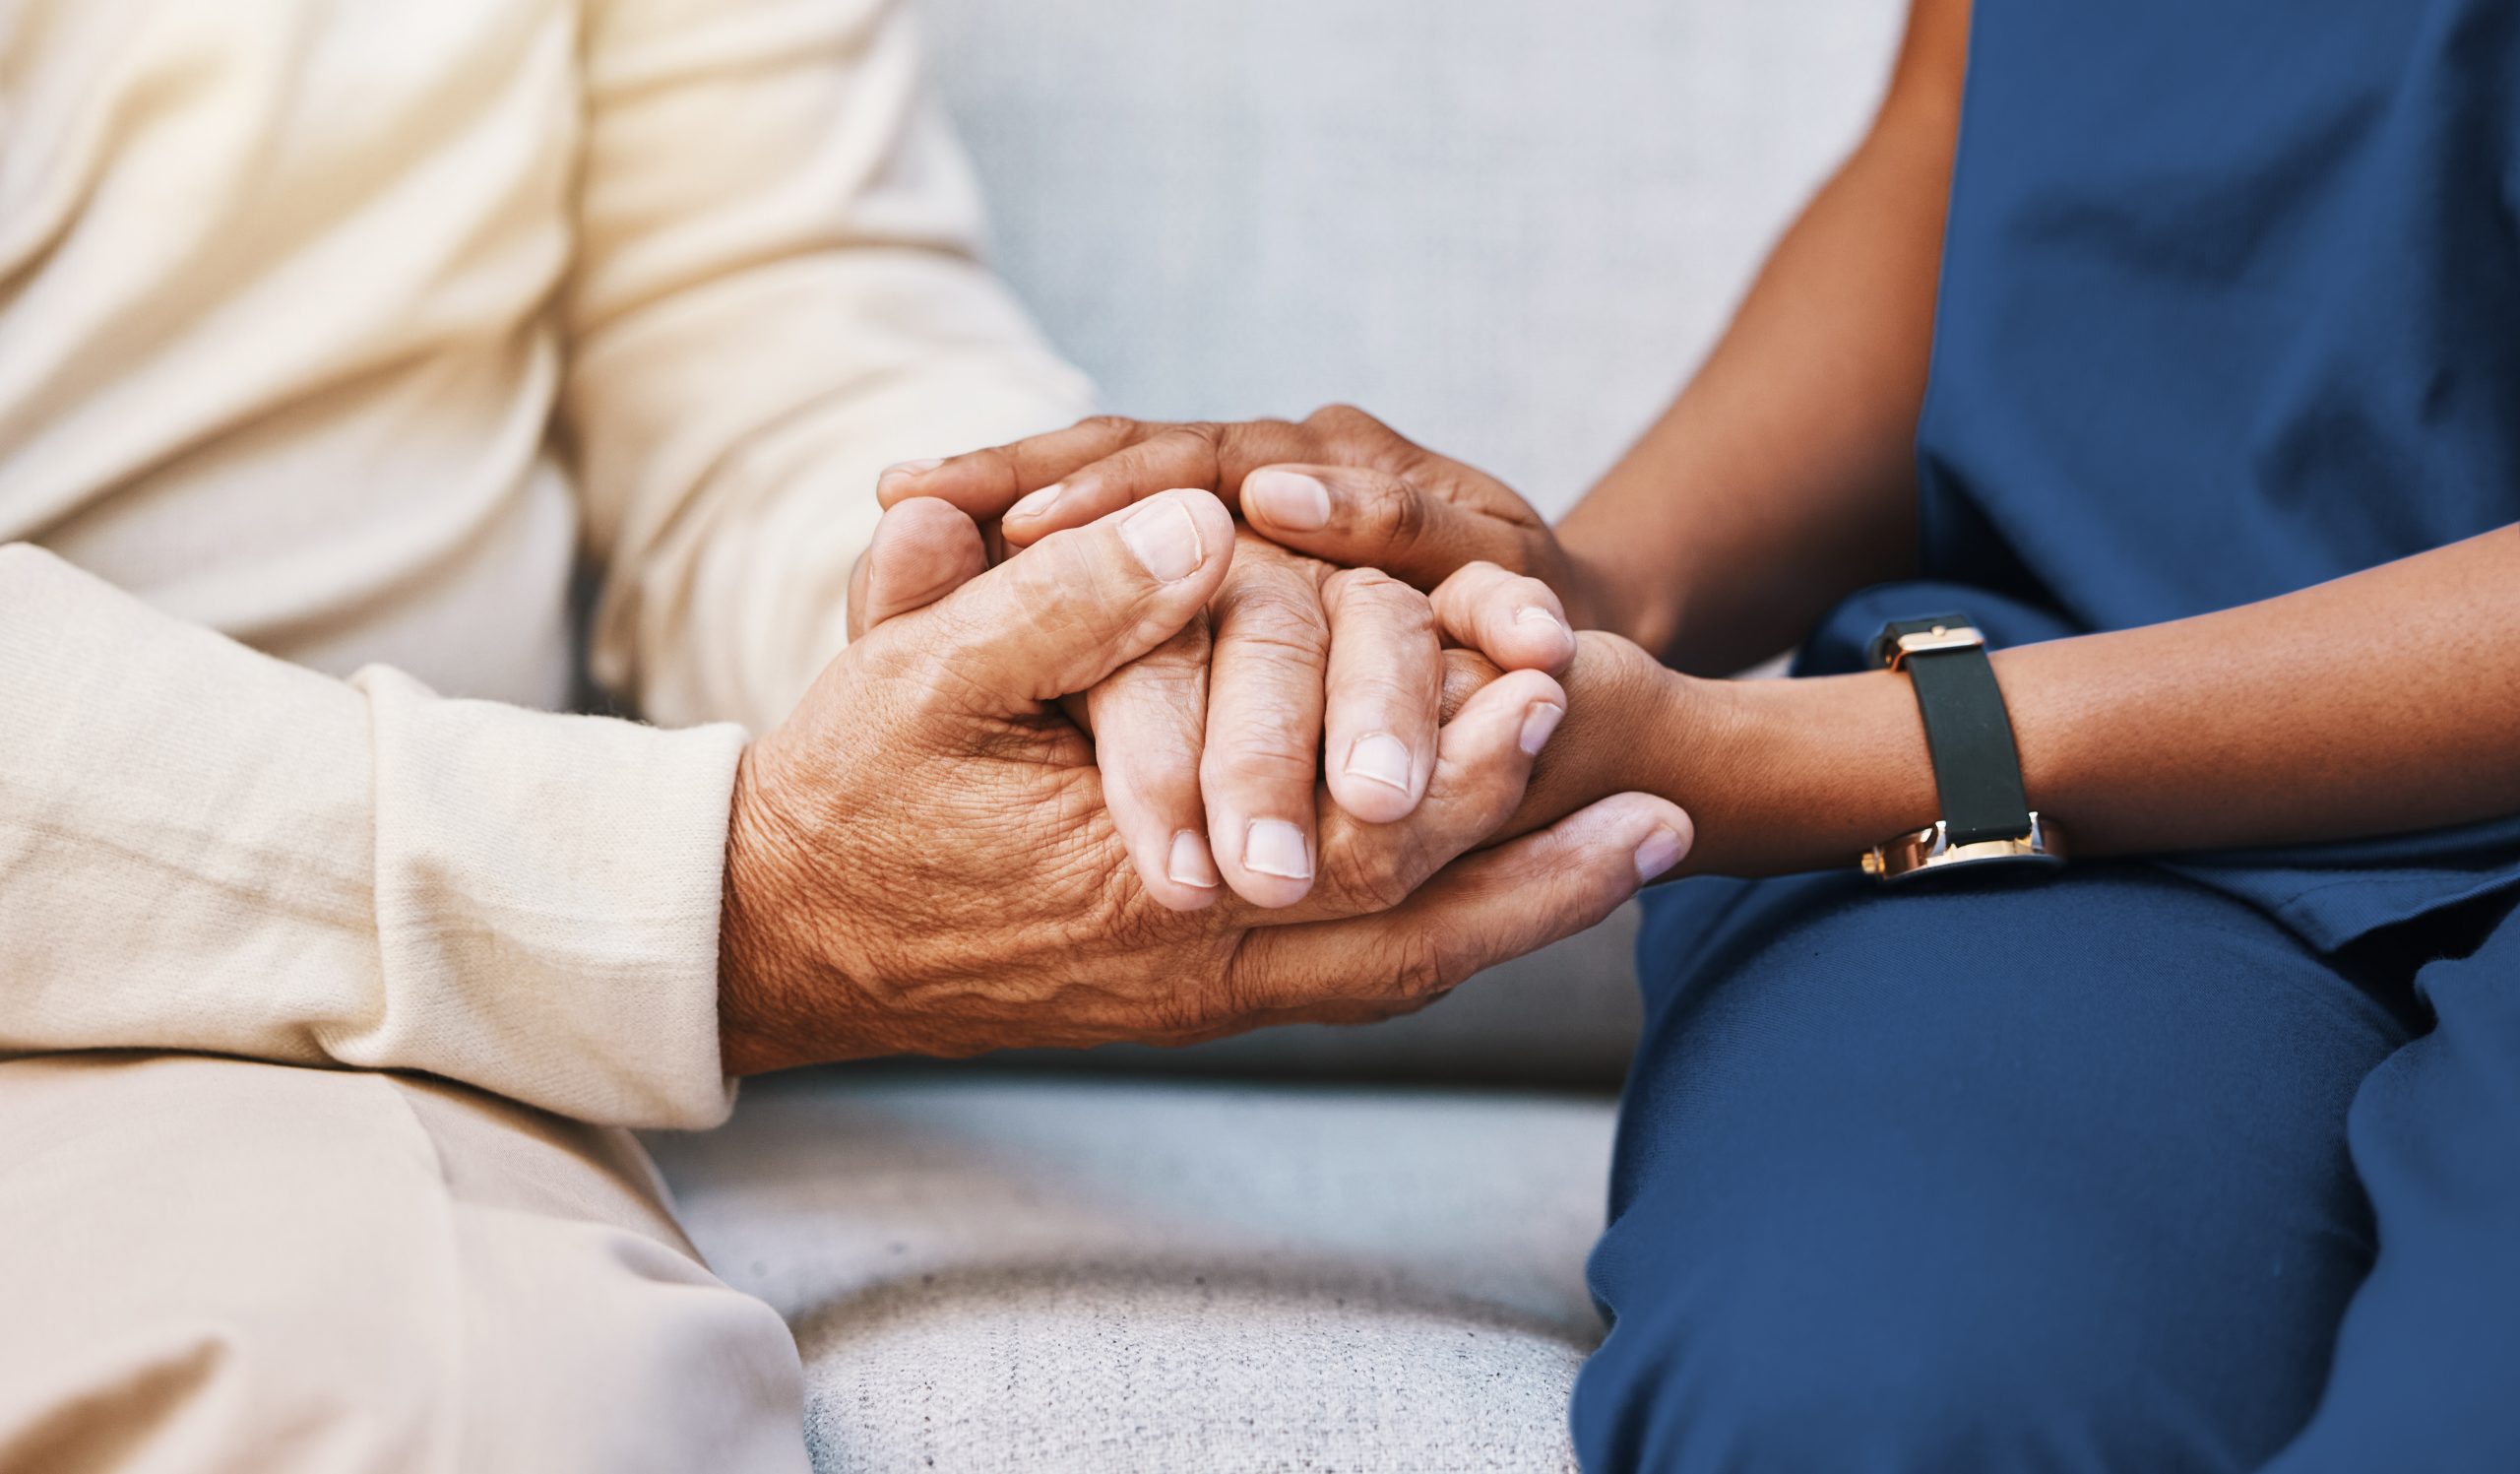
914, 0, 1898, 1083
651, 1071, 1617, 1472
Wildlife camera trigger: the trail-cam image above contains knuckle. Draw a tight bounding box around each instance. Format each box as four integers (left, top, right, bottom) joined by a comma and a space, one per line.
1223, 416, 1302, 453
1203, 946, 1277, 1031
965, 445, 1022, 490
1329, 567, 1434, 626
1212, 613, 1328, 687
1383, 929, 1453, 1001
1303, 403, 1388, 440
1106, 648, 1212, 704
1199, 730, 1317, 792
1217, 580, 1332, 648
1321, 838, 1421, 916
1122, 425, 1225, 486
1369, 476, 1431, 557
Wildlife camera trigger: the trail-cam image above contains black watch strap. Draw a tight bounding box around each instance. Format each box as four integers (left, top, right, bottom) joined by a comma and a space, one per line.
1866, 614, 2034, 846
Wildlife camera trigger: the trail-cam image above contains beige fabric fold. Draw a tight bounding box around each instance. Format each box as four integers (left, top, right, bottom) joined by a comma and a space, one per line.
0, 1052, 811, 1474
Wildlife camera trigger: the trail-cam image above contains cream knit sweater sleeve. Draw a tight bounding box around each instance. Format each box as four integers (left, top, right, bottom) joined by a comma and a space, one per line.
0, 545, 748, 1127
567, 0, 1094, 734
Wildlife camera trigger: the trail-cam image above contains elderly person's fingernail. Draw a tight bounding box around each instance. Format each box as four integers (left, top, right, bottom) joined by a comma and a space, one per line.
1246, 470, 1331, 531
1119, 497, 1205, 581
1243, 818, 1313, 879
1634, 825, 1685, 882
1344, 733, 1414, 792
878, 458, 944, 493
1007, 482, 1065, 521
1166, 830, 1221, 888
1519, 702, 1565, 755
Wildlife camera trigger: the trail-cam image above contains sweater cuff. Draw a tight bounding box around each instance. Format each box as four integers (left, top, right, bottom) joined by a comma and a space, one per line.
356, 668, 748, 1128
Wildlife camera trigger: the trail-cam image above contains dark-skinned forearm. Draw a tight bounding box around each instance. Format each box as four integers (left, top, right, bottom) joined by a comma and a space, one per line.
1556, 0, 1969, 676
1623, 525, 2520, 876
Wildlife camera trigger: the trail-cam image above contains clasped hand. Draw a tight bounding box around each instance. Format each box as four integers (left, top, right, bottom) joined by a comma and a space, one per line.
718, 469, 1689, 1074
880, 405, 1678, 894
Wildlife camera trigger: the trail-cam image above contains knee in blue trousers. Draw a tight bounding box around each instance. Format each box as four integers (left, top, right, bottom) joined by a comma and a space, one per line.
1573, 865, 2520, 1474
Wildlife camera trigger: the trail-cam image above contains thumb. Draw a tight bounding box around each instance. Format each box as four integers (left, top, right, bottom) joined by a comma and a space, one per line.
883, 488, 1236, 712
848, 497, 990, 642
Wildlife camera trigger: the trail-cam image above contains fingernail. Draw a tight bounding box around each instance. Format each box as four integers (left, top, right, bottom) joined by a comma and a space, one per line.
878, 458, 944, 494
1119, 496, 1205, 582
1007, 482, 1065, 521
1166, 829, 1221, 888
1344, 732, 1415, 792
1243, 818, 1313, 879
1246, 470, 1331, 531
1519, 702, 1565, 756
1634, 825, 1685, 882
1516, 605, 1574, 644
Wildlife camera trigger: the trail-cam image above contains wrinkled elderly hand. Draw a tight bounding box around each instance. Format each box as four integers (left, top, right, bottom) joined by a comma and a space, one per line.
866, 434, 1584, 914
720, 492, 1690, 1074
1069, 528, 1581, 911
879, 404, 1602, 626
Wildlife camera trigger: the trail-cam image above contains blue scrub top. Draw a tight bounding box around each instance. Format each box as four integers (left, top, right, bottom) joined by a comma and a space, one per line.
1796, 0, 2520, 949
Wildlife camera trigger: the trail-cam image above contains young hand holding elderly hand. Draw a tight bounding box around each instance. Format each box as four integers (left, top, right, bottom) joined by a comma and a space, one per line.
876, 408, 1746, 870
719, 489, 1691, 1075
873, 423, 1593, 912
888, 397, 2520, 884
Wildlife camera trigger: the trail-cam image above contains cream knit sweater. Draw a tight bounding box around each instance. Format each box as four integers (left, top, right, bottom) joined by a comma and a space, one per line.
0, 0, 1092, 1126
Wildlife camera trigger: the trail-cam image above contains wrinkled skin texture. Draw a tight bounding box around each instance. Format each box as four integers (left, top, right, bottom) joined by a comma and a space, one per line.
854, 486, 1578, 914
719, 492, 1690, 1075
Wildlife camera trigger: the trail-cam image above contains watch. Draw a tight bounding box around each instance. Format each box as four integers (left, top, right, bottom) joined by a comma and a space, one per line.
1859, 614, 2065, 881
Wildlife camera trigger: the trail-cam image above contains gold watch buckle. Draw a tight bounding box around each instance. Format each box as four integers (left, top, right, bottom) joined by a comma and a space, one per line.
1883, 622, 1985, 671
1861, 811, 2067, 881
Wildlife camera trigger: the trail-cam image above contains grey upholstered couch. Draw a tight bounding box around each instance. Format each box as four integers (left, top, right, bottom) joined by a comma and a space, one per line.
646, 3, 1897, 1469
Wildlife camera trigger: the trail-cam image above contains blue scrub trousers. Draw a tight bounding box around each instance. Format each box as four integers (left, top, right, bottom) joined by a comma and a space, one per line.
1572, 864, 2520, 1472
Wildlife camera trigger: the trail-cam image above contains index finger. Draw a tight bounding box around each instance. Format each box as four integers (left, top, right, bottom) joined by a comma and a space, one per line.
999, 419, 1350, 548
940, 420, 1341, 549
876, 417, 1156, 518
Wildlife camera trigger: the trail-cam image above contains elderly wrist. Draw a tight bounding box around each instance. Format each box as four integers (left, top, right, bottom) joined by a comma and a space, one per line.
718, 744, 860, 1075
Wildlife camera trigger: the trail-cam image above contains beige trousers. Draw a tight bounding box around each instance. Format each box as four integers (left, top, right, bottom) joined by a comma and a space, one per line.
0, 1054, 809, 1474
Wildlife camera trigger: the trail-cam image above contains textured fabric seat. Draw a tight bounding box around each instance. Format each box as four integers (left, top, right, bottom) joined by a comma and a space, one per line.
651, 1074, 1613, 1473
